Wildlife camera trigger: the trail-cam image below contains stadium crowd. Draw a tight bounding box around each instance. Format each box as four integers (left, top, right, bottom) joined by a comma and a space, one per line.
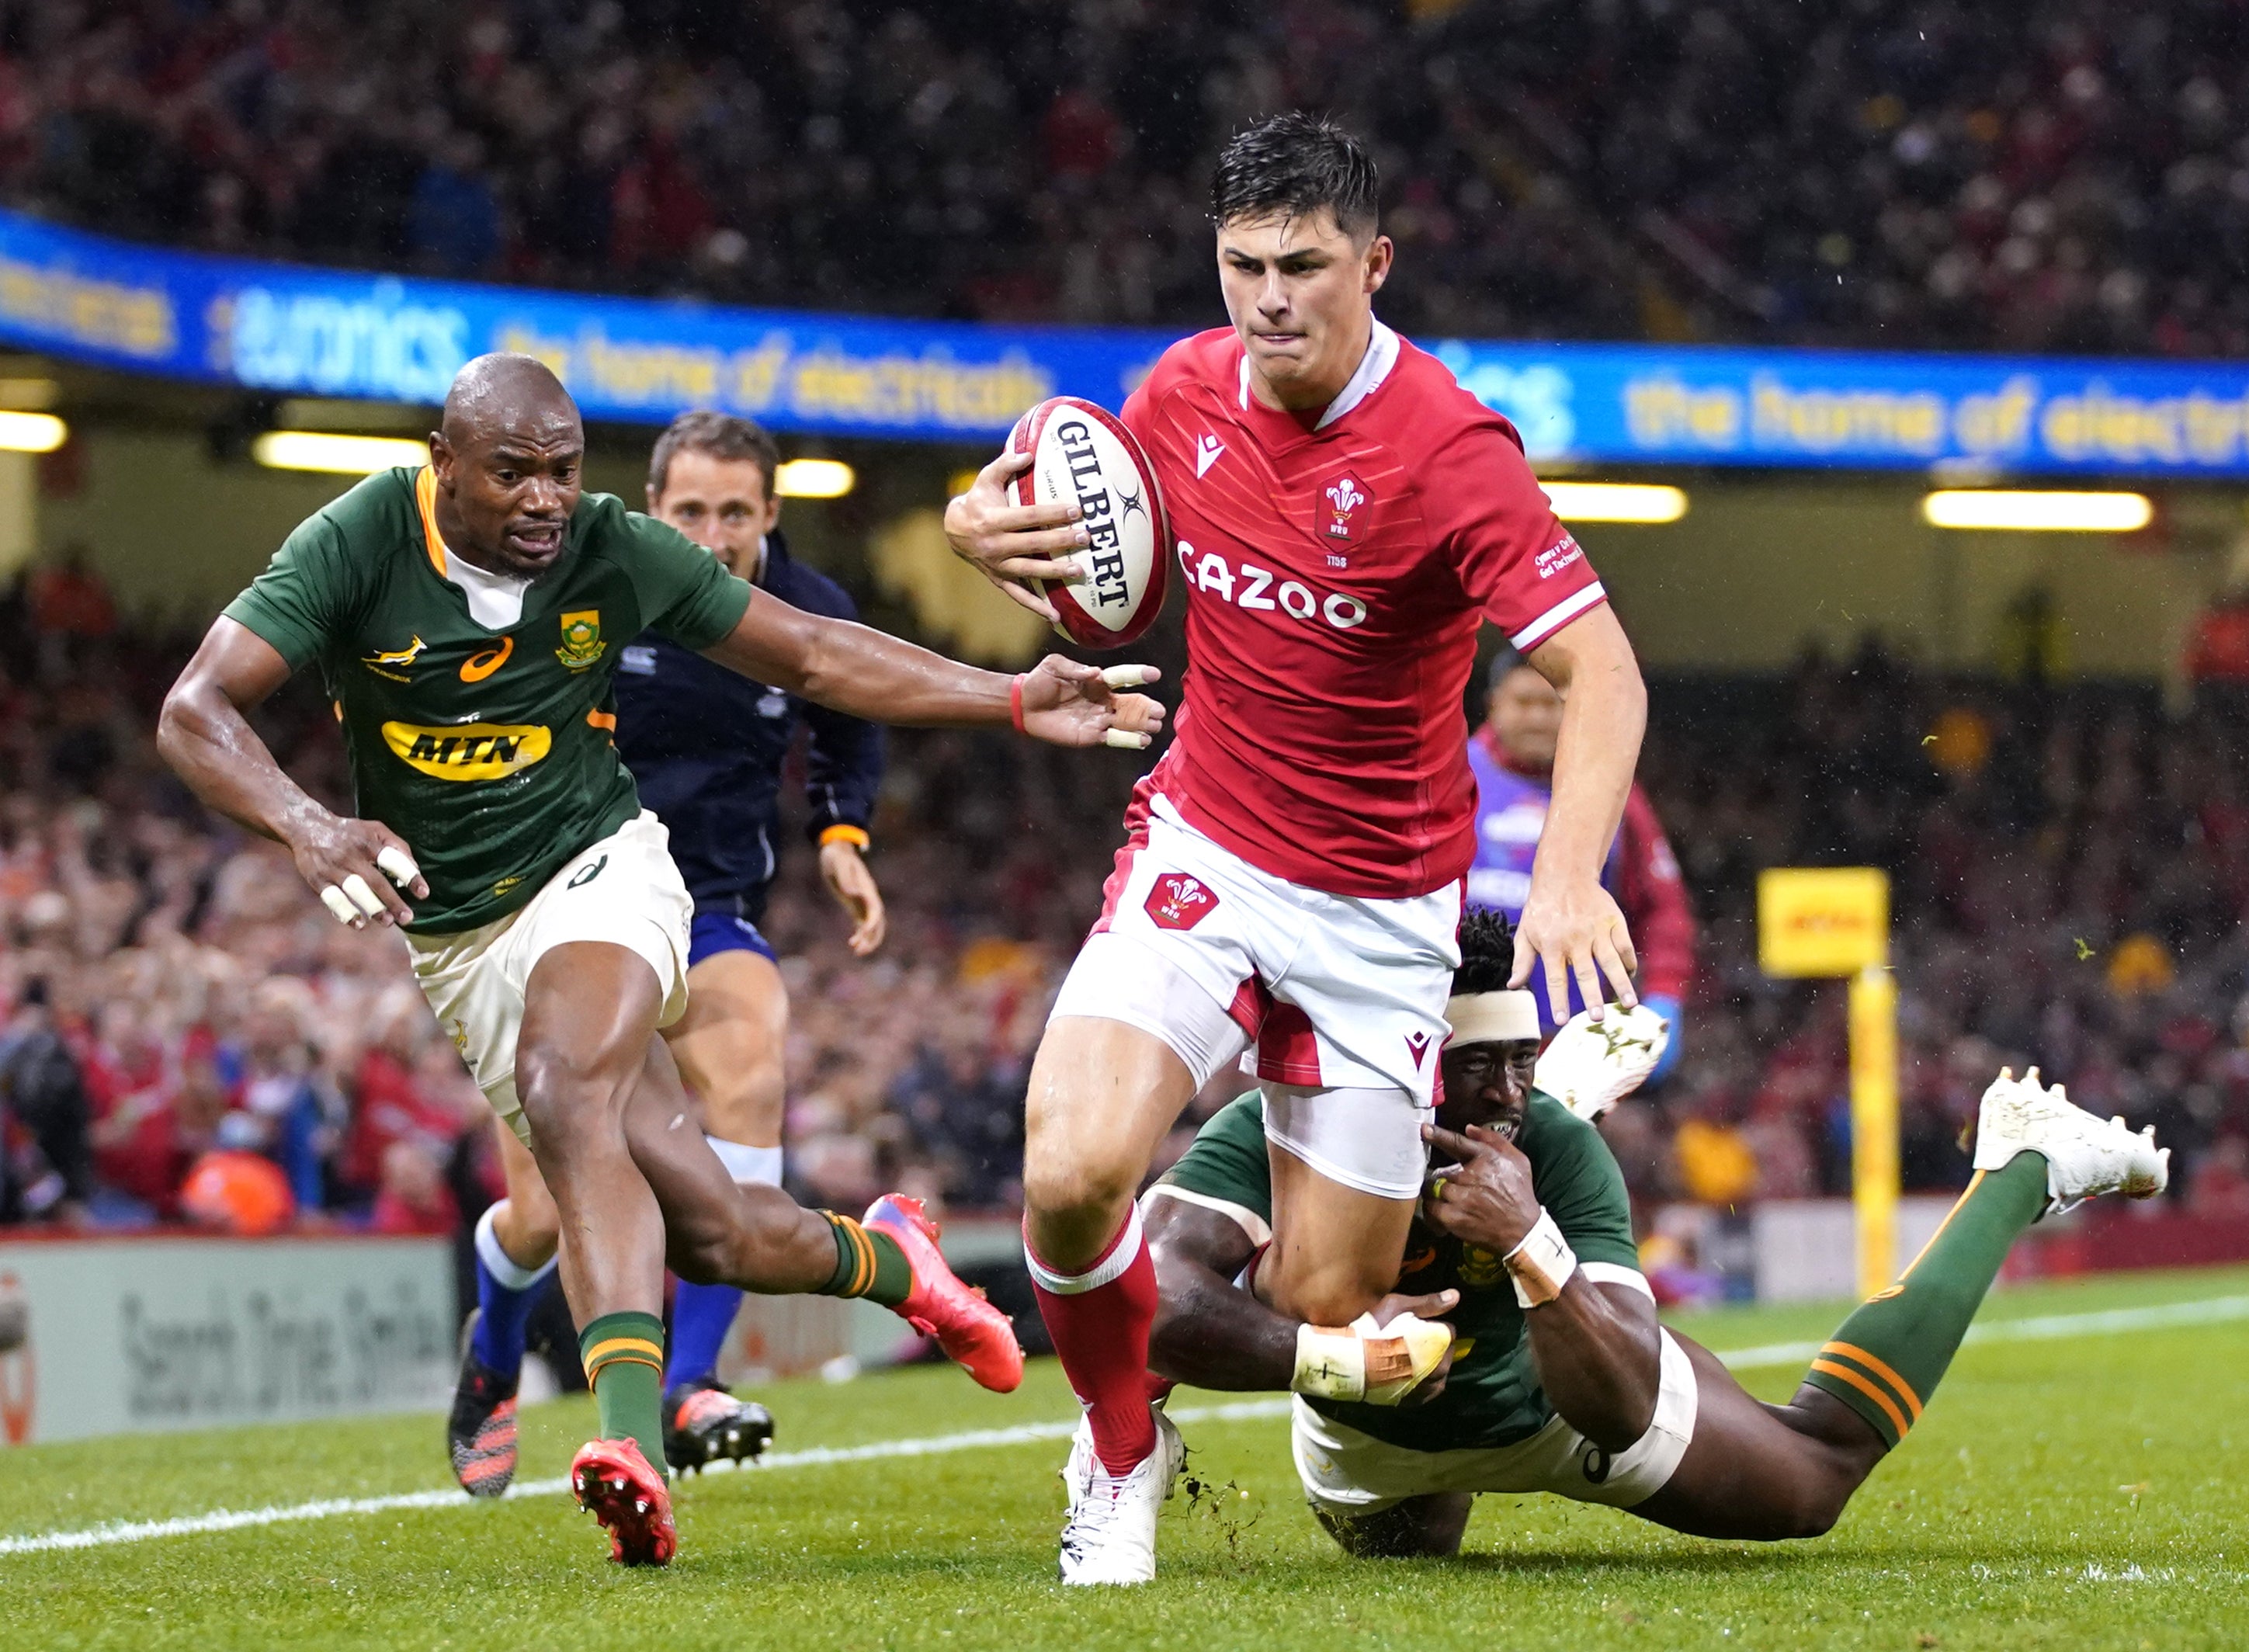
7, 1, 2249, 355
2, 553, 2248, 1238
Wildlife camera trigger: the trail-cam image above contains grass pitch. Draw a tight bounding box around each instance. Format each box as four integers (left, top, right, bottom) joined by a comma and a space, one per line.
7, 1268, 2247, 1652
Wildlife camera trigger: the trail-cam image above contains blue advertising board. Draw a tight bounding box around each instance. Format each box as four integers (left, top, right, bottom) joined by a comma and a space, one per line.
2, 205, 2246, 477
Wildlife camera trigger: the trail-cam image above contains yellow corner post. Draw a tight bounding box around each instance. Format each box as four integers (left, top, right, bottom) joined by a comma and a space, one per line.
1846, 965, 1899, 1300
1758, 868, 1895, 1298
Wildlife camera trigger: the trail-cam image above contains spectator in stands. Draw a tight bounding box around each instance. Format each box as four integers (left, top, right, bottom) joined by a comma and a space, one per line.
0, 979, 90, 1222
9, 2, 2247, 353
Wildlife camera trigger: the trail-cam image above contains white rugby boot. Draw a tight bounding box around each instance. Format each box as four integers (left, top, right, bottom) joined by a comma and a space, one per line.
1973, 1067, 2169, 1216
1057, 1404, 1184, 1586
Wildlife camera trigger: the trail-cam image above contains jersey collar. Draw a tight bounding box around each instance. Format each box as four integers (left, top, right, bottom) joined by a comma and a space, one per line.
412, 466, 448, 578
1234, 318, 1400, 435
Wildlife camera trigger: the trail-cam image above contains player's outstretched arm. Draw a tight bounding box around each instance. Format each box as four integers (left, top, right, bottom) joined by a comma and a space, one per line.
1147, 1197, 1458, 1400
701, 592, 1164, 749
158, 617, 429, 928
1423, 1122, 1658, 1450
1514, 604, 1649, 1019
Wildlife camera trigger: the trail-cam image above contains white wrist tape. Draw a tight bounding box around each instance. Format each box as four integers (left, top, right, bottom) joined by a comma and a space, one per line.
1349, 1310, 1456, 1405
1504, 1207, 1577, 1309
1291, 1313, 1454, 1406
1292, 1323, 1369, 1401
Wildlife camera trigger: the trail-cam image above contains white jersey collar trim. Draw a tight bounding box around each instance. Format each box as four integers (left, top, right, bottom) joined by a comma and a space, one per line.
443, 543, 531, 632
1234, 318, 1400, 430
1317, 318, 1400, 429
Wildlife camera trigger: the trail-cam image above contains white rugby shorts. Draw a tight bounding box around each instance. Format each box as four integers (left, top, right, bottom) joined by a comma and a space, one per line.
1292, 1323, 1699, 1516
1049, 794, 1460, 1198
405, 810, 692, 1144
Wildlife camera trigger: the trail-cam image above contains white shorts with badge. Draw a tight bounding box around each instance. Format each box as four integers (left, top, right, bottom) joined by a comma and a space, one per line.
1292, 1327, 1700, 1516
406, 810, 692, 1145
1049, 794, 1461, 1199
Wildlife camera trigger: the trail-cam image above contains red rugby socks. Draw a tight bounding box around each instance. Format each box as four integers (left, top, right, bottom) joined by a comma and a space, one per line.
1026, 1205, 1161, 1474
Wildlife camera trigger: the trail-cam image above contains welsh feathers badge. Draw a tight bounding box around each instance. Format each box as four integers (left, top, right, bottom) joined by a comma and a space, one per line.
1321, 473, 1369, 541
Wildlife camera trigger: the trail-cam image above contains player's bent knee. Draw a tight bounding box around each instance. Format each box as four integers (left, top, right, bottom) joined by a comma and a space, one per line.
515, 1046, 623, 1142
1314, 1497, 1468, 1559
1021, 1146, 1141, 1223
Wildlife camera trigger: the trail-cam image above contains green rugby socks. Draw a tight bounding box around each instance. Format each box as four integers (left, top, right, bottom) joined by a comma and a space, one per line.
1802, 1154, 2048, 1448
580, 1311, 667, 1475
817, 1213, 912, 1308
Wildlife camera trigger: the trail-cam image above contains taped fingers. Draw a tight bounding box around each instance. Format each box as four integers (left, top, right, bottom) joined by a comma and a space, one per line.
318, 884, 359, 926
376, 844, 421, 887
1100, 663, 1159, 689
340, 873, 385, 918
1103, 727, 1153, 750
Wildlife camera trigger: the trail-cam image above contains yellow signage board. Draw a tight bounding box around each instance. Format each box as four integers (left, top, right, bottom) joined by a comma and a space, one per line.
1758, 867, 1890, 977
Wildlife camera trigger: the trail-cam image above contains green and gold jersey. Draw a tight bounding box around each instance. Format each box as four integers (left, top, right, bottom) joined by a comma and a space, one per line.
223, 466, 752, 936
1155, 1091, 1643, 1454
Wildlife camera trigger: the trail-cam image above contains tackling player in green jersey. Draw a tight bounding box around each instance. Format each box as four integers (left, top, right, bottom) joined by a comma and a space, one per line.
159, 353, 1164, 1567
1143, 908, 2168, 1560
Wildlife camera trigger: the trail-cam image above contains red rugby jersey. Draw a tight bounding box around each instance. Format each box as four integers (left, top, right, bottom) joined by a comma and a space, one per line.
1120, 322, 1607, 899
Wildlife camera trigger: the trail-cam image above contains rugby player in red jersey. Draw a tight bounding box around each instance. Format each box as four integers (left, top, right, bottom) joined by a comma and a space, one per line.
946, 113, 1650, 1584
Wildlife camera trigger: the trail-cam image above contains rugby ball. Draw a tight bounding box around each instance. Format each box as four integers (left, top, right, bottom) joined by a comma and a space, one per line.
1006, 396, 1171, 649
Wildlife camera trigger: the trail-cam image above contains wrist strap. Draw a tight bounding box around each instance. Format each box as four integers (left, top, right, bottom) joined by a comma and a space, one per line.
818, 824, 870, 851
1009, 673, 1027, 734
1504, 1207, 1578, 1309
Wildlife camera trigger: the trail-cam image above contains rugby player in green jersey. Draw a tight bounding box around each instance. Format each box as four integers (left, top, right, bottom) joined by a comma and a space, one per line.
158, 353, 1162, 1567
1142, 909, 2167, 1560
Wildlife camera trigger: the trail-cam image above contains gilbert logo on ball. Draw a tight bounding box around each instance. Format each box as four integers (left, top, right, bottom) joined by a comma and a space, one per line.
1145, 873, 1217, 931
1007, 396, 1172, 649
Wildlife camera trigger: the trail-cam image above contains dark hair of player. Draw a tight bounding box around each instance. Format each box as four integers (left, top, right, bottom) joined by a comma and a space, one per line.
647, 409, 780, 502
1210, 111, 1379, 242
1453, 906, 1516, 998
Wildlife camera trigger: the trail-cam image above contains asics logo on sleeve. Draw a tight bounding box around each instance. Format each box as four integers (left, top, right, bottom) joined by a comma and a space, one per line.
1194, 434, 1225, 477
1177, 540, 1369, 631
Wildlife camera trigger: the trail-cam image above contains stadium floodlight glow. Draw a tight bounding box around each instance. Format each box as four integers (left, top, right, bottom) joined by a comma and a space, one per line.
776, 458, 855, 498
252, 431, 429, 474
1539, 481, 1689, 524
1920, 489, 2154, 533
0, 410, 68, 453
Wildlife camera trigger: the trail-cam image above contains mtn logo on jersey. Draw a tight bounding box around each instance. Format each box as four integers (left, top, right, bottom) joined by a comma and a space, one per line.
1195, 434, 1225, 477
1146, 872, 1218, 931
1321, 474, 1368, 540
382, 721, 553, 781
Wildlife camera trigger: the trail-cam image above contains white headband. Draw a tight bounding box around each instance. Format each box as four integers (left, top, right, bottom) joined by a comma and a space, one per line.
1443, 990, 1541, 1047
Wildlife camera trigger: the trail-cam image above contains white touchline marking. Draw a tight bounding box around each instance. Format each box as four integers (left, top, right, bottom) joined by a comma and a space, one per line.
5, 1293, 2244, 1557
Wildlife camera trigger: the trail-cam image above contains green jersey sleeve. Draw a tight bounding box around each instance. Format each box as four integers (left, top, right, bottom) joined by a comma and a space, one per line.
592, 498, 753, 650
221, 470, 399, 670
1153, 1093, 1273, 1236
1518, 1092, 1642, 1272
